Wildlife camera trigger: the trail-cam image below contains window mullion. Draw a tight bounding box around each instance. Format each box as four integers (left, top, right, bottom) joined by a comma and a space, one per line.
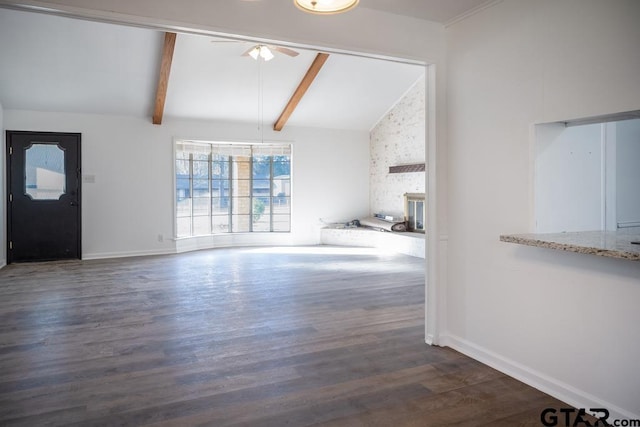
249, 153, 253, 233
228, 155, 233, 232
270, 156, 274, 232
189, 153, 194, 237
208, 151, 212, 235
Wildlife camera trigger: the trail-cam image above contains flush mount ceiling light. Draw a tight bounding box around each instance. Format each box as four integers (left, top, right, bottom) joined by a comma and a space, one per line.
294, 0, 359, 15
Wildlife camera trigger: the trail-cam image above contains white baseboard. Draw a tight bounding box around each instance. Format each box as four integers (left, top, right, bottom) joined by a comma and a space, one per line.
82, 248, 176, 261
0, 260, 5, 270
175, 233, 297, 254
439, 333, 639, 421
425, 334, 435, 345
617, 221, 640, 229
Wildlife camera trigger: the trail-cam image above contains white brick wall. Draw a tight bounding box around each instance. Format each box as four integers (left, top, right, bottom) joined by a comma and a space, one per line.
369, 76, 425, 218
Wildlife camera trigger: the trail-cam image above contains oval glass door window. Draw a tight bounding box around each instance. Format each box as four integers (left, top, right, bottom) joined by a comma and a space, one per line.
25, 143, 66, 200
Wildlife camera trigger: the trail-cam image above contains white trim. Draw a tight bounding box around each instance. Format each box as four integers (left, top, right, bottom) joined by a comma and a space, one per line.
425, 334, 435, 345
440, 333, 640, 421
618, 221, 640, 229
604, 123, 617, 231
426, 63, 439, 346
0, 260, 6, 269
173, 139, 293, 239
82, 248, 176, 261
444, 0, 504, 28
84, 235, 299, 261
600, 124, 607, 230
529, 123, 537, 232
172, 139, 178, 241
175, 233, 295, 254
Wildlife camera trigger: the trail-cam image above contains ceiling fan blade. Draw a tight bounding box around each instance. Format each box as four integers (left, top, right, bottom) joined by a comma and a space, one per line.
271, 46, 299, 57
241, 46, 255, 56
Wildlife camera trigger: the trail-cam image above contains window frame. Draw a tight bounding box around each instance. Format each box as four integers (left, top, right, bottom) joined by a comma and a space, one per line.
173, 140, 292, 238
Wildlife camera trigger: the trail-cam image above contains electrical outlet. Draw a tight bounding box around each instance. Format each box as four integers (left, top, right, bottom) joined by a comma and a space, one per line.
157, 234, 164, 242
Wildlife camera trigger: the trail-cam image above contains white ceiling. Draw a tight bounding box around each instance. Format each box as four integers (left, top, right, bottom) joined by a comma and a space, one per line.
0, 1, 491, 131
0, 7, 431, 131
363, 0, 492, 23
165, 34, 425, 130
0, 9, 160, 117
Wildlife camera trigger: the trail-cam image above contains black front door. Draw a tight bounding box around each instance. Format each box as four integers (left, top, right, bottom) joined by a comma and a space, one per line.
7, 131, 81, 263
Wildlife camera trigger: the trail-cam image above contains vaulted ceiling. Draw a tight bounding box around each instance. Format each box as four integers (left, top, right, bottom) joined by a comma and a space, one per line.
0, 1, 489, 131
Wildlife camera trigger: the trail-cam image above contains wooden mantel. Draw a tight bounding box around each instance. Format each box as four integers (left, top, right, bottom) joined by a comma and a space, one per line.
389, 163, 425, 174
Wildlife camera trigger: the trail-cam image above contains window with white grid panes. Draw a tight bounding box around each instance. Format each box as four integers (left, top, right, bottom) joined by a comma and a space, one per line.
176, 142, 291, 237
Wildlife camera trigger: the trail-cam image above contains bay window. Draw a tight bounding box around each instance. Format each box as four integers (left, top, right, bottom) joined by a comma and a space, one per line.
176, 141, 291, 237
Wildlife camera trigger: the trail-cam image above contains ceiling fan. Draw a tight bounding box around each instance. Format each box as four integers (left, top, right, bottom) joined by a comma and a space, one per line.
209, 37, 299, 61
241, 44, 299, 61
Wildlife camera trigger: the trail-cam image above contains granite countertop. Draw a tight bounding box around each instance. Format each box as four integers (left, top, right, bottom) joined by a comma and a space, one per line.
500, 228, 640, 261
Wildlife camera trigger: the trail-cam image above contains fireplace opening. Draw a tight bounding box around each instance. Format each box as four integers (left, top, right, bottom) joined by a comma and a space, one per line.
404, 193, 425, 233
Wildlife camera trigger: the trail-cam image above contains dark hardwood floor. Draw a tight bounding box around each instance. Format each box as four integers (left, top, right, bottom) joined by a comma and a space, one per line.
0, 246, 567, 426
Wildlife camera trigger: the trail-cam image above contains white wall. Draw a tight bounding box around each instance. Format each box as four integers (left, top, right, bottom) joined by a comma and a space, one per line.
446, 0, 640, 419
4, 110, 369, 259
370, 75, 425, 219
535, 123, 603, 232
0, 99, 4, 267
616, 119, 640, 227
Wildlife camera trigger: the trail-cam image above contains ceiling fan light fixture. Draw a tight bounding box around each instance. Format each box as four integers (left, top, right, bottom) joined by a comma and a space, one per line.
248, 46, 260, 60
247, 45, 274, 61
294, 0, 359, 15
260, 46, 274, 61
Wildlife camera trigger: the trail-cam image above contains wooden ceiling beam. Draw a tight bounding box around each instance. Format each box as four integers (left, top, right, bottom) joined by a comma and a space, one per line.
273, 52, 329, 132
152, 32, 177, 125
